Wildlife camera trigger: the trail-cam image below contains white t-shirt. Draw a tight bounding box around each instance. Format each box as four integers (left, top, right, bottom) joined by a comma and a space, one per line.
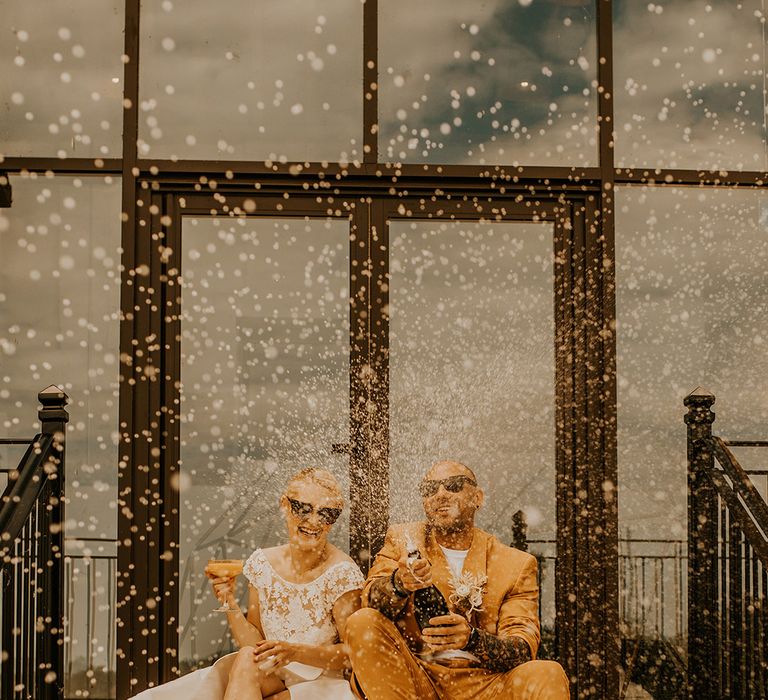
440, 544, 468, 581
420, 545, 480, 664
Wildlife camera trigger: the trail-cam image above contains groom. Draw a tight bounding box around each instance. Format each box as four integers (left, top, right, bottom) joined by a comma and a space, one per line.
345, 460, 569, 699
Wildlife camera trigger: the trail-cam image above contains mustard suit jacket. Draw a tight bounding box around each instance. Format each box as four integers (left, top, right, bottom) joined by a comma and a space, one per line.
362, 521, 541, 659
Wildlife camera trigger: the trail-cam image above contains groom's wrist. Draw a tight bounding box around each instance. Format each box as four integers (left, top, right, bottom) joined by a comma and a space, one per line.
390, 569, 410, 598
464, 626, 480, 651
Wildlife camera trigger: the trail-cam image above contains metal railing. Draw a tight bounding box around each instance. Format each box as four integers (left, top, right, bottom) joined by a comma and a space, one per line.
63, 542, 118, 700
523, 536, 688, 640
620, 539, 686, 642
686, 389, 768, 699
48, 385, 768, 700
513, 497, 689, 699
65, 528, 694, 698
0, 387, 69, 700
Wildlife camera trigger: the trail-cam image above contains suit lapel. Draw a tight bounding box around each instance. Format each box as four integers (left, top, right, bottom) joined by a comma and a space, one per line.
423, 526, 490, 610
462, 527, 489, 579
424, 526, 453, 602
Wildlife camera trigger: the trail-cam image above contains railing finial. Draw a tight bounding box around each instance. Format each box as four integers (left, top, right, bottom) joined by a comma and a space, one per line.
684, 387, 715, 427
38, 385, 69, 435
511, 510, 528, 552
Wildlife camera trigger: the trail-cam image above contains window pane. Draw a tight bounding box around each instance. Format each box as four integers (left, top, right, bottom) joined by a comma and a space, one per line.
389, 220, 556, 541
0, 175, 121, 697
379, 0, 597, 166
614, 0, 767, 170
616, 187, 768, 691
139, 0, 363, 162
178, 216, 350, 670
0, 175, 121, 538
388, 219, 557, 645
617, 186, 768, 540
0, 1, 124, 158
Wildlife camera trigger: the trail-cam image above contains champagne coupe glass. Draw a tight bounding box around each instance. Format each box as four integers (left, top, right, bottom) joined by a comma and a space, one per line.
206, 559, 244, 612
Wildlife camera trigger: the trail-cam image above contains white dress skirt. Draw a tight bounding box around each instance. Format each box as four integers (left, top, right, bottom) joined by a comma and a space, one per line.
129, 549, 364, 700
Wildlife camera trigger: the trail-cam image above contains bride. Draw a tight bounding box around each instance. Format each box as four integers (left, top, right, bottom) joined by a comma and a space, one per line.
131, 467, 364, 700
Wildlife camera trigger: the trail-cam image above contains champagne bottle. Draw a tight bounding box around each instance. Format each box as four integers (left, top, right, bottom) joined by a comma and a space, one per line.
406, 540, 451, 630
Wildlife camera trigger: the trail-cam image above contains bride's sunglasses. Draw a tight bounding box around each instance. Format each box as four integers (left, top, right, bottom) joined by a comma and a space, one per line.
419, 475, 477, 498
287, 497, 342, 525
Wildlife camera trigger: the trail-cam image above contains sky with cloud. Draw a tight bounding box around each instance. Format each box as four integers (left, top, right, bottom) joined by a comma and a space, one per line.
3, 0, 767, 168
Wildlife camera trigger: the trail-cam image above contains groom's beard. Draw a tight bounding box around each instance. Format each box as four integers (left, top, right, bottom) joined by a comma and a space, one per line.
426, 499, 476, 535
429, 512, 474, 535
433, 520, 469, 535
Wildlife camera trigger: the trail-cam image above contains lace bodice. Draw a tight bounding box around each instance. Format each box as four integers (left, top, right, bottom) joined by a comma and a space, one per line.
243, 549, 364, 646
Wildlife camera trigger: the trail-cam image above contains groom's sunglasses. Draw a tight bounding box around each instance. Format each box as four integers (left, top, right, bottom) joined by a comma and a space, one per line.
287, 497, 342, 525
419, 475, 477, 498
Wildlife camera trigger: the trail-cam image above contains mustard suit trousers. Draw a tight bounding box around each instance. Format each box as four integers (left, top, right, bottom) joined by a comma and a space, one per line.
347, 609, 570, 700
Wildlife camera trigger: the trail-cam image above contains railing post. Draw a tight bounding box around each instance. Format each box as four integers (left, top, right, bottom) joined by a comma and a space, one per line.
684, 388, 718, 700
511, 510, 529, 551
38, 385, 69, 700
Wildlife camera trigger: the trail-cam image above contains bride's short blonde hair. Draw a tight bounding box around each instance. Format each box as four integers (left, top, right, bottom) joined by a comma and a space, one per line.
285, 467, 344, 508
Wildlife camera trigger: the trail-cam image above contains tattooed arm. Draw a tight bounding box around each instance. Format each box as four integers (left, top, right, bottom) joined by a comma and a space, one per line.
363, 525, 432, 621
366, 572, 411, 619
420, 613, 533, 672
465, 628, 532, 673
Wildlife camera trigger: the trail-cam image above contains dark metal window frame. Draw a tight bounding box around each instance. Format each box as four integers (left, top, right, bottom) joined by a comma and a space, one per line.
3, 1, 765, 697
114, 181, 616, 697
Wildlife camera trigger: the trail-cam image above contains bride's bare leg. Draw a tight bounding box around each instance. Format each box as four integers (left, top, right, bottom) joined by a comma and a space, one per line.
224, 647, 286, 700
225, 647, 263, 700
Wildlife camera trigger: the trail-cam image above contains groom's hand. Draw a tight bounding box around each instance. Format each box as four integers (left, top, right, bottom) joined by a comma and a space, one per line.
421, 613, 472, 652
395, 553, 432, 592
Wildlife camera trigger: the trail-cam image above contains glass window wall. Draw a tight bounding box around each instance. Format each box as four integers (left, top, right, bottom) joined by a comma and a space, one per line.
380, 0, 597, 165
388, 218, 557, 644
0, 0, 124, 158
178, 216, 350, 670
614, 0, 767, 171
616, 186, 768, 542
0, 175, 121, 539
139, 0, 363, 162
388, 220, 557, 542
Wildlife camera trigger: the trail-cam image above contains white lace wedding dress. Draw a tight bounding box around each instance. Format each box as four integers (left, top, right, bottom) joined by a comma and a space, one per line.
130, 549, 364, 700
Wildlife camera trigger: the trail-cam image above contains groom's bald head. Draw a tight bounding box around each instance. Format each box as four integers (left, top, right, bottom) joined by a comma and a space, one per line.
425, 460, 477, 484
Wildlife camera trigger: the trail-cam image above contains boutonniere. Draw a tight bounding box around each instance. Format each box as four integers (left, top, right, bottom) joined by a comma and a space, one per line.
448, 571, 487, 619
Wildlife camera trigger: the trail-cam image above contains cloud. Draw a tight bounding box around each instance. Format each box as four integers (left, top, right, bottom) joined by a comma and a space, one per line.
613, 0, 767, 170
379, 0, 598, 165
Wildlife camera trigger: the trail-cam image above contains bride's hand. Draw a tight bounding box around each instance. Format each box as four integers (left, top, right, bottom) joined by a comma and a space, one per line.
253, 640, 297, 671
207, 575, 237, 608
